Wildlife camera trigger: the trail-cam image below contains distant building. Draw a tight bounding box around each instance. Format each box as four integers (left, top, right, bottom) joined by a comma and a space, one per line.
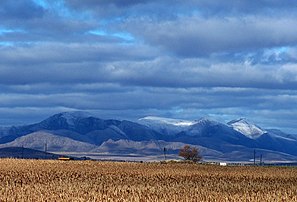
58, 157, 71, 161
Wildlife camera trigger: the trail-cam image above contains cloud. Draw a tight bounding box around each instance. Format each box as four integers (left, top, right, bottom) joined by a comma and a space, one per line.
1, 85, 297, 132
0, 42, 156, 64
184, 0, 297, 16
65, 0, 297, 18
0, 0, 297, 134
0, 44, 297, 90
66, 0, 152, 8
124, 16, 297, 57
0, 0, 45, 20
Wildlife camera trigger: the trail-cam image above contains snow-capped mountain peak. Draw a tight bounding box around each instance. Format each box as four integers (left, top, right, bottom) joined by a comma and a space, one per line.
228, 118, 266, 139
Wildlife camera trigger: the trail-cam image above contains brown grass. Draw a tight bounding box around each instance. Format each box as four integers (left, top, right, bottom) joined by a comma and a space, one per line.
0, 159, 297, 201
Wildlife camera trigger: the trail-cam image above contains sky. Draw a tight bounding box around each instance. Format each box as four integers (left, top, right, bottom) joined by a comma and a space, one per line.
0, 0, 297, 133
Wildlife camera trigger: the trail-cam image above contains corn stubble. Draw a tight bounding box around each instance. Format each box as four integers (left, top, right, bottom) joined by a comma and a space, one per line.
0, 159, 297, 201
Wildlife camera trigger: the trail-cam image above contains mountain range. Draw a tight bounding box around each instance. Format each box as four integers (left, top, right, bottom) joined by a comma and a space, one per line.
0, 112, 297, 162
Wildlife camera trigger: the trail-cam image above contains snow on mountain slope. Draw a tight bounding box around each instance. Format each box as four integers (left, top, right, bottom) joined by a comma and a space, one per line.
54, 111, 93, 126
228, 118, 266, 139
61, 111, 92, 125
190, 117, 223, 129
139, 116, 197, 126
138, 116, 198, 135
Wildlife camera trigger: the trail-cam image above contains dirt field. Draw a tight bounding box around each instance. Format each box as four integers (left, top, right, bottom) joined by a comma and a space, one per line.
0, 159, 297, 201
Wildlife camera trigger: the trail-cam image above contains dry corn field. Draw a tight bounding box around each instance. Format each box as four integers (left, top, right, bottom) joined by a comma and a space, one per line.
0, 159, 297, 201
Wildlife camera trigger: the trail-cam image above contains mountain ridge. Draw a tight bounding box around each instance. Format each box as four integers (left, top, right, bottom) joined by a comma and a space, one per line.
0, 112, 296, 161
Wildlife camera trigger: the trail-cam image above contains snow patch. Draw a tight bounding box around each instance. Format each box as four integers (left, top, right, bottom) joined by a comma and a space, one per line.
60, 111, 92, 126
139, 116, 197, 127
228, 118, 265, 139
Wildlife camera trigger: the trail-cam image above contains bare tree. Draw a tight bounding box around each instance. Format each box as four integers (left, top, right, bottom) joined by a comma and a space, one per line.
179, 145, 202, 162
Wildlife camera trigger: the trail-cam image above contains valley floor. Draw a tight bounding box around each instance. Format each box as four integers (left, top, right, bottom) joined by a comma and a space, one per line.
0, 159, 297, 201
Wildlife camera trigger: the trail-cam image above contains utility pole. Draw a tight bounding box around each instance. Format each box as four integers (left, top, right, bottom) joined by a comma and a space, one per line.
21, 145, 24, 159
163, 147, 167, 161
260, 154, 263, 166
254, 149, 256, 165
44, 141, 47, 153
44, 141, 47, 159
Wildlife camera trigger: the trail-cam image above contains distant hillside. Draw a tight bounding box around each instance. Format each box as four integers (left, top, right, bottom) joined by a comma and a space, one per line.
0, 147, 60, 159
0, 147, 85, 160
0, 131, 97, 152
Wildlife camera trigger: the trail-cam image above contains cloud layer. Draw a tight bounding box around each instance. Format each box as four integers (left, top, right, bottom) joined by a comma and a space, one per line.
0, 0, 297, 133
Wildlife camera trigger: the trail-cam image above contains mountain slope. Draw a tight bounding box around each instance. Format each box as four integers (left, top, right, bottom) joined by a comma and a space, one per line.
0, 131, 97, 152
94, 139, 222, 157
0, 112, 162, 146
0, 112, 296, 161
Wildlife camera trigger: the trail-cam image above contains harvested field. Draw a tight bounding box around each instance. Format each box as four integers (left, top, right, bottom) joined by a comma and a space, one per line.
0, 159, 297, 201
